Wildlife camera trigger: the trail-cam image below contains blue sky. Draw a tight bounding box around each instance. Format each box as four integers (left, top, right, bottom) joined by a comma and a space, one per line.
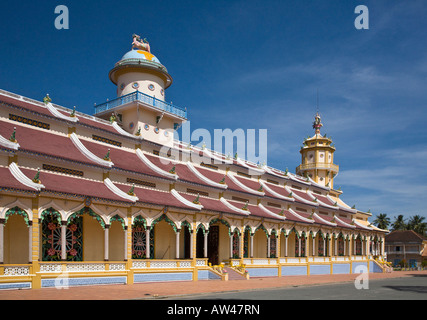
1, 0, 426, 222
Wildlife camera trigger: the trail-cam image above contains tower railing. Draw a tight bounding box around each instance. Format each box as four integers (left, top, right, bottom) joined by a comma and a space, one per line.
94, 91, 187, 119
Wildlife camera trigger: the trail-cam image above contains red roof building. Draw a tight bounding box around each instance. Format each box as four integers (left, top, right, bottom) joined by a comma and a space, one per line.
0, 37, 388, 289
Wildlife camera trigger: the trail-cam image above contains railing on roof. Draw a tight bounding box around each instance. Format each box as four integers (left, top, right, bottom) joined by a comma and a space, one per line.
94, 91, 187, 119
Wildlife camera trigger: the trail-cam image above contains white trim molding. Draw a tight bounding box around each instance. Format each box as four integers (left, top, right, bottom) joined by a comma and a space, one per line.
70, 133, 114, 167
103, 178, 138, 202
220, 197, 251, 216
46, 102, 79, 122
170, 189, 203, 210
135, 149, 178, 180
8, 162, 45, 191
186, 162, 227, 189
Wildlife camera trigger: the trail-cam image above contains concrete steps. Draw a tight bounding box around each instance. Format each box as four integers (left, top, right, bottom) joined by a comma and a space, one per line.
224, 267, 247, 280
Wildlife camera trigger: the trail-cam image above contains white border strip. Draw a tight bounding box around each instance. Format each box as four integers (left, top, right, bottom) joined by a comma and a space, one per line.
112, 121, 142, 139
258, 203, 286, 220
226, 172, 264, 196
312, 213, 337, 226
9, 162, 45, 191
334, 215, 356, 229
46, 103, 79, 122
104, 178, 138, 202
0, 134, 20, 150
260, 181, 294, 201
288, 208, 314, 223
186, 162, 227, 189
70, 133, 114, 167
220, 197, 250, 215
135, 149, 178, 180
326, 195, 357, 213
235, 157, 265, 174
203, 148, 233, 164
352, 219, 373, 230
264, 166, 289, 179
288, 173, 311, 185
285, 186, 318, 206
307, 191, 336, 209
171, 189, 203, 210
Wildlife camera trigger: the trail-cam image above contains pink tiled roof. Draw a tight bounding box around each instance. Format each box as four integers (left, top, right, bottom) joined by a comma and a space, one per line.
19, 167, 130, 202
0, 120, 98, 166
0, 167, 35, 192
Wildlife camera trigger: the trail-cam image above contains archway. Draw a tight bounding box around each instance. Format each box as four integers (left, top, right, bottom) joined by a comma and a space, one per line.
4, 207, 30, 264
208, 218, 230, 265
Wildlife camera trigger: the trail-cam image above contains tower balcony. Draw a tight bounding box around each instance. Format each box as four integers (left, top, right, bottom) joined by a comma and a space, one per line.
296, 162, 339, 173
94, 90, 187, 120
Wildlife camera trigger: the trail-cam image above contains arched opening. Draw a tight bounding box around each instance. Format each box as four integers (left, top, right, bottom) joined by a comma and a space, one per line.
317, 231, 327, 257
355, 235, 362, 256
253, 225, 268, 258
4, 207, 30, 264
243, 226, 251, 258
337, 233, 345, 256
40, 208, 62, 261
67, 207, 105, 261
109, 215, 125, 261
181, 221, 192, 259
132, 215, 154, 259
195, 224, 207, 259
208, 218, 230, 265
269, 229, 277, 258
231, 228, 240, 259
151, 214, 177, 259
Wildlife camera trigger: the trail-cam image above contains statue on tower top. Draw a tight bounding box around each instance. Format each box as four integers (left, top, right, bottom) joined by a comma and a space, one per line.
312, 112, 323, 135
132, 34, 151, 53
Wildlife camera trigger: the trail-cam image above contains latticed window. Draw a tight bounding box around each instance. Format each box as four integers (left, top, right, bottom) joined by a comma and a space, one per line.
132, 218, 154, 259
269, 233, 277, 258
41, 208, 83, 261
295, 234, 306, 257
338, 236, 344, 256
356, 237, 362, 255
243, 228, 250, 258
66, 216, 83, 261
318, 236, 324, 256
41, 210, 62, 261
232, 231, 239, 259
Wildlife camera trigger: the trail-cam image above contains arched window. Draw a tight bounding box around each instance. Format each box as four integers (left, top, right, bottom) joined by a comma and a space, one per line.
132, 216, 153, 259
41, 208, 62, 261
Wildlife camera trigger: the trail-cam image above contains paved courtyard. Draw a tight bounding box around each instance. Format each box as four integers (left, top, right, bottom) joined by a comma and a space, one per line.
0, 270, 425, 300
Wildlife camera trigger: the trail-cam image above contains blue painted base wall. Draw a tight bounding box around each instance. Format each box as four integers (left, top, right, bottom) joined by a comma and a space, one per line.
134, 272, 193, 283
42, 276, 127, 288
247, 268, 278, 277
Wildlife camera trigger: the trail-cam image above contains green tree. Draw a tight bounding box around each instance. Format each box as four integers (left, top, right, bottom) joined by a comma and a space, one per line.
373, 213, 390, 230
407, 215, 427, 236
391, 215, 407, 231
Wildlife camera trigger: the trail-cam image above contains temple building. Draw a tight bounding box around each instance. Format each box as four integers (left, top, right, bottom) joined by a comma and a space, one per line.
0, 36, 388, 289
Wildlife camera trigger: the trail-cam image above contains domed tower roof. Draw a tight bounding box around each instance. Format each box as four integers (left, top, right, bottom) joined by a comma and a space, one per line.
109, 46, 172, 89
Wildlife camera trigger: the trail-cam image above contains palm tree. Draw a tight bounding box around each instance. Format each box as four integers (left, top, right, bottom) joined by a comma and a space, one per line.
373, 213, 390, 230
407, 215, 427, 236
391, 215, 407, 231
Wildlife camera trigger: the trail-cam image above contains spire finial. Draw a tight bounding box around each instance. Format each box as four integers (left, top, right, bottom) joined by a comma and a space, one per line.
312, 89, 323, 135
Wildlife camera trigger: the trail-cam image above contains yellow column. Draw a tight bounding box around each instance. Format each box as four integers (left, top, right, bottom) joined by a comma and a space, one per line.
126, 211, 134, 285
31, 197, 41, 289
192, 220, 198, 281
277, 231, 281, 277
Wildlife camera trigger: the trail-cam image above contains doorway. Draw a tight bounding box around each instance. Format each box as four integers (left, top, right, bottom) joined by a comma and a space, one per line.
208, 225, 219, 265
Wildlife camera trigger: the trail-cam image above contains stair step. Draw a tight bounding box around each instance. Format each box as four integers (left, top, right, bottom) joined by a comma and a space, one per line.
224, 267, 246, 280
